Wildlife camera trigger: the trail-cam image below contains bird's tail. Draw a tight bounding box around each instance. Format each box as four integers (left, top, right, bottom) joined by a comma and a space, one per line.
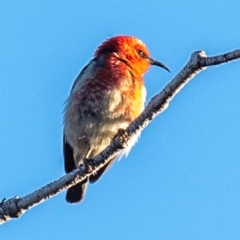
66, 178, 88, 204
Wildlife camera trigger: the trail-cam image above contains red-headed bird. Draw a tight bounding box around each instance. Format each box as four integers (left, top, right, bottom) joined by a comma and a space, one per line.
63, 35, 169, 203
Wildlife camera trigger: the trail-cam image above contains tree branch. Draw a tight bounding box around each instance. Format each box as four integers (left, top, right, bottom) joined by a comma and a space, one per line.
0, 49, 239, 224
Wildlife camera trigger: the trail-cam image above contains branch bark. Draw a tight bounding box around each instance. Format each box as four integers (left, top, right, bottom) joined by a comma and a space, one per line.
0, 49, 239, 224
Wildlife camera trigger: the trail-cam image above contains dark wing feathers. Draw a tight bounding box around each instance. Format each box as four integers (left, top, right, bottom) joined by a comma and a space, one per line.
63, 136, 75, 173
89, 157, 115, 183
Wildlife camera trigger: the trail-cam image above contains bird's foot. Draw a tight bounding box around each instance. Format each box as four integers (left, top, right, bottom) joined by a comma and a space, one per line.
83, 159, 93, 174
115, 128, 129, 149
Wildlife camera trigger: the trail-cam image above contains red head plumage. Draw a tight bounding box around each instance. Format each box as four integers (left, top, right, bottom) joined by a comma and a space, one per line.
95, 36, 169, 76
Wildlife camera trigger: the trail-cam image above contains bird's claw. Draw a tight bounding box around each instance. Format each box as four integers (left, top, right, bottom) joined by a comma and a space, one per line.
83, 159, 93, 174
116, 128, 129, 149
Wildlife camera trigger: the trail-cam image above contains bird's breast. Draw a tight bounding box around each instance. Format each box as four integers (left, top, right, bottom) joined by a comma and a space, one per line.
72, 64, 146, 122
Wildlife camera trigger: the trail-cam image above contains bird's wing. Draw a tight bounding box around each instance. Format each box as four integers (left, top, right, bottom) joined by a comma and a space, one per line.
70, 58, 96, 93
63, 135, 75, 173
63, 59, 97, 173
89, 157, 115, 183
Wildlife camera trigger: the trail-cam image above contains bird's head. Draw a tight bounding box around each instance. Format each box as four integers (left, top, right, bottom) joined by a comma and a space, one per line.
94, 35, 169, 76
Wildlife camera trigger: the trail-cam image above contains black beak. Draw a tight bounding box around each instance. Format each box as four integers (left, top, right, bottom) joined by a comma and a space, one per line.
149, 57, 170, 72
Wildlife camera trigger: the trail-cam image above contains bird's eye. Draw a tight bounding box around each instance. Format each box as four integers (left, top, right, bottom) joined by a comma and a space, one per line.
137, 50, 145, 57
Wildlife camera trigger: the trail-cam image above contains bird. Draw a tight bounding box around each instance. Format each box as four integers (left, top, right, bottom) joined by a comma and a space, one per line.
63, 35, 169, 204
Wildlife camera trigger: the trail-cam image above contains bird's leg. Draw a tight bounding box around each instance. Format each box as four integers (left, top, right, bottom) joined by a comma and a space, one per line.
114, 128, 129, 149
83, 159, 94, 174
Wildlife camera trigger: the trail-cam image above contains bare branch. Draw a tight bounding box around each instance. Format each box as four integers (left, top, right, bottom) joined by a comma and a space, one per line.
0, 49, 239, 224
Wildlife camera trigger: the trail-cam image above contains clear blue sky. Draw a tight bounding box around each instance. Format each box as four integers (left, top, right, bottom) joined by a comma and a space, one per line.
1, 1, 240, 239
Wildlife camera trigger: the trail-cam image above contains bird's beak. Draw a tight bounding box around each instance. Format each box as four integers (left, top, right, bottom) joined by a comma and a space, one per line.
149, 57, 170, 72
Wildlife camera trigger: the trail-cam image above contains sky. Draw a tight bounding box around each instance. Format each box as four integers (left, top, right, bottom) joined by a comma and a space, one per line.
1, 1, 240, 239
